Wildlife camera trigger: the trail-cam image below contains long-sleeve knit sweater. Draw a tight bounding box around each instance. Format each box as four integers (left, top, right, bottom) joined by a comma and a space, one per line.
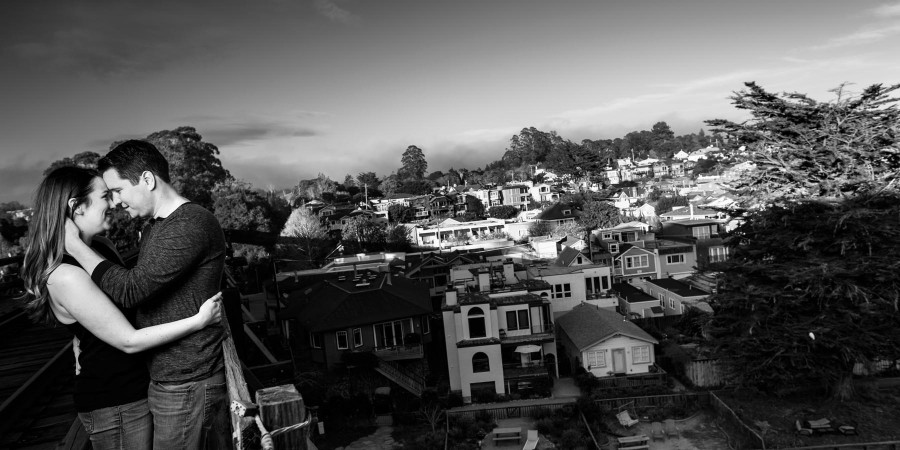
92, 203, 226, 383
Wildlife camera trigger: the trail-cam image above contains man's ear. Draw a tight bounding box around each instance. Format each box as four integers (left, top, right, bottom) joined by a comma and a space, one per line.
141, 171, 157, 191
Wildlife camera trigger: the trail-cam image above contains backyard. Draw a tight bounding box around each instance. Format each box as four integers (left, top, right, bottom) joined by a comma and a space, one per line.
717, 385, 900, 449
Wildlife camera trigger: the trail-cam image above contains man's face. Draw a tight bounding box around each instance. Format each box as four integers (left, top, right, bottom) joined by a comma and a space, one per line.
102, 168, 154, 218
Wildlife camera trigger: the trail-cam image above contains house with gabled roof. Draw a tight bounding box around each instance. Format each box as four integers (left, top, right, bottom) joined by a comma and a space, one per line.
556, 303, 659, 377
534, 202, 580, 228
612, 243, 658, 283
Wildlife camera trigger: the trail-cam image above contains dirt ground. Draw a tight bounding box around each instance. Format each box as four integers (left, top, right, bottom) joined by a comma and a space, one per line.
616, 411, 730, 450
717, 386, 900, 449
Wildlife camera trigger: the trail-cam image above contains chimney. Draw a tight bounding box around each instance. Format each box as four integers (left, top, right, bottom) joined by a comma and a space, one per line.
446, 290, 457, 306
503, 259, 516, 285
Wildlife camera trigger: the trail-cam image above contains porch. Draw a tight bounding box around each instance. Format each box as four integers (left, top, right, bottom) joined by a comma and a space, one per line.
371, 343, 424, 361
595, 364, 668, 390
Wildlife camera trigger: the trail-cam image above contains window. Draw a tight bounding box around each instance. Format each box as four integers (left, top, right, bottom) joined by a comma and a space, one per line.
609, 244, 619, 253
376, 320, 404, 347
669, 299, 675, 309
505, 309, 530, 331
692, 226, 711, 239
353, 328, 363, 347
666, 254, 685, 264
658, 293, 664, 303
709, 246, 729, 263
468, 307, 487, 338
422, 316, 430, 334
633, 345, 651, 364
310, 332, 323, 349
552, 283, 572, 299
336, 331, 349, 350
601, 232, 612, 240
585, 350, 606, 368
625, 255, 649, 269
601, 276, 609, 290
472, 352, 490, 373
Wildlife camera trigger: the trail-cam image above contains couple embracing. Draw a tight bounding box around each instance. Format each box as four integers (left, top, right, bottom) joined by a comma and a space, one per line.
23, 140, 230, 449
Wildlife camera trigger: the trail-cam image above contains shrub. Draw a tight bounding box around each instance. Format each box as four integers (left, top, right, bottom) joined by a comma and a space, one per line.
559, 429, 585, 450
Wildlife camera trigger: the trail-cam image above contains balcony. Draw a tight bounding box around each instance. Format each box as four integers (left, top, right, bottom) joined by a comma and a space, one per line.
499, 323, 554, 345
594, 364, 668, 390
371, 344, 424, 361
503, 361, 549, 379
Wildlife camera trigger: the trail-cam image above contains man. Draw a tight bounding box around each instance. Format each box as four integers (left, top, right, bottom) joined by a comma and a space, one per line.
66, 140, 227, 449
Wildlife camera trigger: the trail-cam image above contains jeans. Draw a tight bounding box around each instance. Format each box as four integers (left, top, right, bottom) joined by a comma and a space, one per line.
78, 398, 153, 450
148, 370, 229, 450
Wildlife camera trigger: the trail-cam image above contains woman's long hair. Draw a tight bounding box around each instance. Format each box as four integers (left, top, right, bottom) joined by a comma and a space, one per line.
22, 166, 98, 325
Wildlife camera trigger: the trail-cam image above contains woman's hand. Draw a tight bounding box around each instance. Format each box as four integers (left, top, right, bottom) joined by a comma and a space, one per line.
64, 218, 82, 253
197, 292, 223, 329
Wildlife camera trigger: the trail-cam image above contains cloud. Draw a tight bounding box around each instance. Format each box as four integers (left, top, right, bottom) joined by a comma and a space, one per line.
313, 0, 359, 24
812, 22, 900, 49
6, 4, 232, 79
870, 2, 900, 17
177, 113, 326, 146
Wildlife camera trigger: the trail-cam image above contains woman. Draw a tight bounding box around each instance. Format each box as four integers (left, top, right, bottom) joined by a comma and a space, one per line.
21, 166, 223, 450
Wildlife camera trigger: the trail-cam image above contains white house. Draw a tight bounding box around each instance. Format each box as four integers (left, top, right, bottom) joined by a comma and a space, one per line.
556, 303, 659, 377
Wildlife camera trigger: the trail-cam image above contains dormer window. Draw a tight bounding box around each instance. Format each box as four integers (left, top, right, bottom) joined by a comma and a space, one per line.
563, 209, 571, 215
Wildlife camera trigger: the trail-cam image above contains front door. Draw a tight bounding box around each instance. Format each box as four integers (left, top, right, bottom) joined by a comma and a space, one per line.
612, 349, 626, 374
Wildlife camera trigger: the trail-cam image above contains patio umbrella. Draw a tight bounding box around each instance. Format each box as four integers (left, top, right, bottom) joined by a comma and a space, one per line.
513, 345, 542, 353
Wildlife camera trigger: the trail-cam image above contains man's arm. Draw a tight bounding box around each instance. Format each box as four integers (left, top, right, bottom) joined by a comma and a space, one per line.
89, 213, 211, 309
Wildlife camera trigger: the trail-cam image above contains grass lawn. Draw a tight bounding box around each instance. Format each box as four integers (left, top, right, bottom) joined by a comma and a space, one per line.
718, 385, 900, 449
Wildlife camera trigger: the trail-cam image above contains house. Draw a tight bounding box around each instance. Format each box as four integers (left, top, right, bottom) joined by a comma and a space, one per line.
278, 271, 433, 373
658, 219, 729, 266
556, 303, 659, 377
529, 183, 561, 203
557, 235, 587, 253
411, 218, 508, 248
500, 185, 531, 210
534, 202, 580, 229
526, 262, 616, 315
441, 280, 557, 402
644, 239, 697, 279
641, 278, 712, 316
403, 251, 478, 300
530, 236, 560, 259
612, 244, 658, 283
612, 282, 664, 318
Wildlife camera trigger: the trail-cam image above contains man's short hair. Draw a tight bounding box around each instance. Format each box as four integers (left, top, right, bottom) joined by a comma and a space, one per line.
98, 140, 171, 185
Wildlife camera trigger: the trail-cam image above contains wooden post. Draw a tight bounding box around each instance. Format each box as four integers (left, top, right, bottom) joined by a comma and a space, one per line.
256, 384, 307, 450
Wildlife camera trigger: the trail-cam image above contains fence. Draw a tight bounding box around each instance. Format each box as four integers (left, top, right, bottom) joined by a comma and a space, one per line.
780, 441, 900, 450
594, 366, 668, 390
684, 358, 730, 388
592, 391, 710, 414
708, 391, 766, 450
447, 399, 576, 421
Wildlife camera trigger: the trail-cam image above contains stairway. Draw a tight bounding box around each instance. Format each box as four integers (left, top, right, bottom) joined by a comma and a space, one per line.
374, 359, 426, 397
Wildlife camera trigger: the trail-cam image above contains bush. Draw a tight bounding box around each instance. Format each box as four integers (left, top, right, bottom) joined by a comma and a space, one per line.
559, 429, 585, 450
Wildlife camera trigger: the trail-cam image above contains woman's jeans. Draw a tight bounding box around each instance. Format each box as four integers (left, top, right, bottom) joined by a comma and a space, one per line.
78, 398, 152, 450
148, 370, 229, 449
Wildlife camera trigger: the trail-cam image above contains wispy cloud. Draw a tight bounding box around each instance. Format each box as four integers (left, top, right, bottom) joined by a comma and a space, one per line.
813, 22, 900, 49
176, 113, 326, 146
870, 2, 900, 17
313, 0, 359, 24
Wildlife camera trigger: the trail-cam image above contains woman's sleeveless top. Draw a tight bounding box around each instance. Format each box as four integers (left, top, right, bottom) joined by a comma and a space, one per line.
60, 241, 149, 412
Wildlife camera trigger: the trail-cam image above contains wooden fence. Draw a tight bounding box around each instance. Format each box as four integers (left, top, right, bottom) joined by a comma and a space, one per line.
684, 358, 730, 388
708, 391, 766, 450
447, 399, 576, 421
592, 391, 710, 413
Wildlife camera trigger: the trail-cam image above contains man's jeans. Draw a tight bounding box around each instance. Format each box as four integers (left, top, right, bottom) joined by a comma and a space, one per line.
149, 370, 229, 450
78, 398, 153, 450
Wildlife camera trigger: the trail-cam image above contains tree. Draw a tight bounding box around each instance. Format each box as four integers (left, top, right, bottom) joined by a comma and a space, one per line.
528, 220, 553, 237
653, 195, 689, 215
707, 192, 900, 399
706, 82, 900, 204
400, 145, 428, 180
378, 173, 400, 196
553, 221, 584, 238
43, 151, 101, 176
385, 224, 412, 251
388, 204, 414, 223
341, 216, 386, 253
488, 205, 519, 219
280, 207, 329, 265
579, 200, 623, 231
212, 179, 276, 234
356, 172, 380, 190
298, 173, 339, 201
134, 127, 231, 210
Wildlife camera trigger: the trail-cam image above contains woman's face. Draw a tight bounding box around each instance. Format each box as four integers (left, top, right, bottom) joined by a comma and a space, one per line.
73, 177, 113, 237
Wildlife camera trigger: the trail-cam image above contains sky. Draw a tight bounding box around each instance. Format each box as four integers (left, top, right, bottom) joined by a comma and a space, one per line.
2, 0, 899, 204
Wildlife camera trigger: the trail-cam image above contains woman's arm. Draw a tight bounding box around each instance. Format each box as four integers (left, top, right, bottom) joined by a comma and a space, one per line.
48, 265, 222, 354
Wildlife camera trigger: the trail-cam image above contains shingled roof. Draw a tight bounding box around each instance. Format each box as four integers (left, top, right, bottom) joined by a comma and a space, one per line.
556, 303, 657, 351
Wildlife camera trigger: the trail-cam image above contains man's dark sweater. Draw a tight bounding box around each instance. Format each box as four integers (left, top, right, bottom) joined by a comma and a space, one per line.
92, 203, 226, 383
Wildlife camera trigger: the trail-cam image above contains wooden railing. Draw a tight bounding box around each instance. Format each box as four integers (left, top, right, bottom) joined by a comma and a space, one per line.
374, 358, 425, 397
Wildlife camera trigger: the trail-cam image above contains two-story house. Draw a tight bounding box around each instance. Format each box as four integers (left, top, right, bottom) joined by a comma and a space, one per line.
658, 219, 729, 267
612, 243, 658, 283
500, 185, 531, 211
526, 256, 616, 316
278, 272, 433, 378
441, 279, 557, 403
644, 239, 698, 279
534, 202, 580, 230
529, 183, 561, 204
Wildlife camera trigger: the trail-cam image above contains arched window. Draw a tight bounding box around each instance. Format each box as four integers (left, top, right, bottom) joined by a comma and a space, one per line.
472, 352, 490, 373
467, 307, 486, 338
